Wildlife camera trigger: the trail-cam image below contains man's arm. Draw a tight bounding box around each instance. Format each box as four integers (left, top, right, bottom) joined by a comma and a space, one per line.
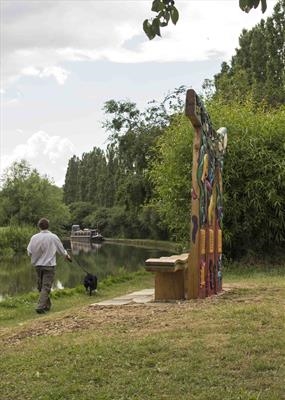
27, 238, 33, 256
54, 234, 72, 261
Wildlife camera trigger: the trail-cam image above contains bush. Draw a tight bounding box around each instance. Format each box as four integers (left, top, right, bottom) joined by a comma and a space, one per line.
150, 101, 285, 258
0, 225, 36, 257
208, 100, 285, 257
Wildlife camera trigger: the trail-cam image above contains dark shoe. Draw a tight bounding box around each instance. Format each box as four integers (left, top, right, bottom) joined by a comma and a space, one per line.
43, 307, 50, 312
36, 308, 46, 314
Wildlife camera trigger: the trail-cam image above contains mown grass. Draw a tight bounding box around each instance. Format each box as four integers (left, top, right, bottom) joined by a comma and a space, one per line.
0, 265, 284, 400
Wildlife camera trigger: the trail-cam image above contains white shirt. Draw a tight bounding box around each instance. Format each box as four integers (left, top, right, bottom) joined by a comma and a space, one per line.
27, 230, 67, 266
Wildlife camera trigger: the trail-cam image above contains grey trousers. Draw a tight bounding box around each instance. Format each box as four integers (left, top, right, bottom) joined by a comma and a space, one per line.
35, 266, 55, 310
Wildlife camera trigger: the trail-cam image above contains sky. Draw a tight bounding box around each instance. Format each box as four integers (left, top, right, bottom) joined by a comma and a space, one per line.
0, 0, 276, 187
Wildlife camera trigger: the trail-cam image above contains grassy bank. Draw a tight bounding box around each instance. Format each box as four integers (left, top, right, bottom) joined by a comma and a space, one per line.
0, 265, 284, 400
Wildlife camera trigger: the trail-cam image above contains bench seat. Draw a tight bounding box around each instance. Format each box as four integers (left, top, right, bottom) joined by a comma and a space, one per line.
145, 253, 189, 301
145, 253, 189, 272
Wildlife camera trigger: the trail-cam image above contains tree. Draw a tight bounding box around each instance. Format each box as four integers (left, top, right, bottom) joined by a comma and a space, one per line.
213, 0, 285, 107
0, 160, 70, 232
149, 114, 193, 243
101, 87, 186, 212
68, 201, 95, 227
63, 155, 80, 204
144, 0, 270, 40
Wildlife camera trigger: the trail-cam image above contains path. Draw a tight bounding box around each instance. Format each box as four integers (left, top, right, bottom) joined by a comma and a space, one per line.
91, 288, 154, 306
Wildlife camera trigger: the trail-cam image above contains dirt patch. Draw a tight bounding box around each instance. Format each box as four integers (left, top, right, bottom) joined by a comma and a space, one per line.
1, 299, 211, 346
0, 285, 248, 346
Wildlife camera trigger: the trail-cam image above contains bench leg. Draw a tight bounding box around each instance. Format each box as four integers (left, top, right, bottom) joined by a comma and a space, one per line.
155, 271, 185, 301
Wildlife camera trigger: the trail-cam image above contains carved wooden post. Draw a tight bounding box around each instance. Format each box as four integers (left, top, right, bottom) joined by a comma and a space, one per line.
215, 126, 228, 293
185, 89, 227, 299
185, 90, 203, 299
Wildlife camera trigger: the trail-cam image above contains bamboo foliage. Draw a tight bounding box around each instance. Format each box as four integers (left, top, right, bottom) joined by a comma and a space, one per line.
150, 100, 285, 257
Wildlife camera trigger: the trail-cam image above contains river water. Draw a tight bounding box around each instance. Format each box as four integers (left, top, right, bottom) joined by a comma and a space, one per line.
0, 241, 172, 299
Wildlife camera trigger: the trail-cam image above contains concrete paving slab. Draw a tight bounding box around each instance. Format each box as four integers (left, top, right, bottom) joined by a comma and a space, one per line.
91, 287, 232, 307
91, 288, 155, 306
95, 299, 133, 306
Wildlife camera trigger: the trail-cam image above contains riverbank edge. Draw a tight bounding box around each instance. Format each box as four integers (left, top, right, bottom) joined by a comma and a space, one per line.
63, 236, 183, 253
103, 238, 183, 252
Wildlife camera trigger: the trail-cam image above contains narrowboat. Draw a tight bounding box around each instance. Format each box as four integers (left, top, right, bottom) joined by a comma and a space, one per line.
70, 225, 104, 243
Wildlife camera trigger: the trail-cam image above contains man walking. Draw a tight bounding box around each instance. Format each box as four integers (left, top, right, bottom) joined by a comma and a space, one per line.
27, 218, 72, 314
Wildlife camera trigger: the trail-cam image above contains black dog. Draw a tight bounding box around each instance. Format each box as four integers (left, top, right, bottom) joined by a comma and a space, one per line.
83, 273, 98, 296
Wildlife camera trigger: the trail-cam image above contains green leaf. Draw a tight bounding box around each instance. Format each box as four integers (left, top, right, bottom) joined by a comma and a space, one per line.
248, 0, 255, 6
261, 0, 267, 12
239, 0, 251, 12
158, 11, 170, 26
239, 0, 267, 12
152, 17, 161, 37
143, 20, 156, 40
170, 7, 179, 25
151, 0, 165, 13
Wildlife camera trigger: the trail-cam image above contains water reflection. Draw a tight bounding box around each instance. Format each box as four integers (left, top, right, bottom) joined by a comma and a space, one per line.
0, 241, 172, 298
70, 241, 102, 255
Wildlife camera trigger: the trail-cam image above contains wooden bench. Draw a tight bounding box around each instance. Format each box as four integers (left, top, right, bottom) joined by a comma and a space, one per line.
145, 253, 189, 301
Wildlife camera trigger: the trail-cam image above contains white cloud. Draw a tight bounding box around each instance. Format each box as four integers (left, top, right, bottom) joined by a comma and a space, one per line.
0, 131, 75, 186
5, 97, 20, 106
1, 89, 22, 106
1, 0, 275, 88
21, 65, 69, 85
1, 0, 148, 87
40, 67, 69, 85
